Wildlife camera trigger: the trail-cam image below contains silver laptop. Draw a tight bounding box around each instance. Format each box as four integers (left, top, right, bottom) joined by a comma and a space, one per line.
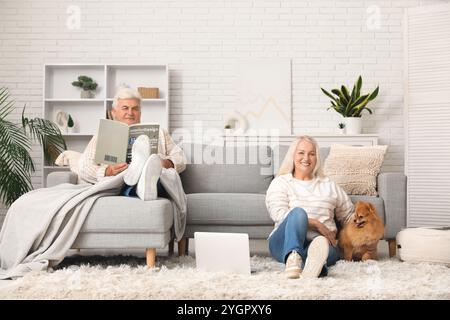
194, 232, 251, 275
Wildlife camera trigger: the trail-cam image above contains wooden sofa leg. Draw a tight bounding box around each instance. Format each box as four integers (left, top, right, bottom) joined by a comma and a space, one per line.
168, 239, 174, 256
146, 248, 156, 268
178, 237, 189, 256
388, 239, 397, 258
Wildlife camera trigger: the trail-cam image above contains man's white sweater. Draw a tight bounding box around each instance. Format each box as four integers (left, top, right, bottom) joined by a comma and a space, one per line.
265, 173, 354, 238
78, 128, 186, 184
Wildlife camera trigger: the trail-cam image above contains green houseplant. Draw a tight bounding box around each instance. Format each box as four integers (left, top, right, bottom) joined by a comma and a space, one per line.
72, 75, 98, 98
321, 76, 379, 117
321, 76, 379, 134
337, 122, 346, 134
0, 87, 66, 206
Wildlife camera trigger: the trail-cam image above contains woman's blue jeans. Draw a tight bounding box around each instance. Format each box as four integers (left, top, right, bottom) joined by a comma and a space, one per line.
268, 207, 340, 277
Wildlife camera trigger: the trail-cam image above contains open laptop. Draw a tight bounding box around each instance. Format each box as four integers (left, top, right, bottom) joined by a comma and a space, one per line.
194, 232, 251, 275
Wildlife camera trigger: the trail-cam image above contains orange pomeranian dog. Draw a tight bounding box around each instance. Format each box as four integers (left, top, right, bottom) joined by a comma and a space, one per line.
338, 201, 385, 261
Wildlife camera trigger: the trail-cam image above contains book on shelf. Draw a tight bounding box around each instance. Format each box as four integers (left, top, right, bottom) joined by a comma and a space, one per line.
94, 119, 159, 165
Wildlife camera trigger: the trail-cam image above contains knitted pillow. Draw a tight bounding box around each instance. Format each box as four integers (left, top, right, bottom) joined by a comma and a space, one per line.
323, 144, 388, 196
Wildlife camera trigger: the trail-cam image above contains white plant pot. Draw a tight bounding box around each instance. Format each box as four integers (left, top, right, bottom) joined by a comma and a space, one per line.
67, 126, 75, 134
81, 90, 94, 99
344, 117, 362, 135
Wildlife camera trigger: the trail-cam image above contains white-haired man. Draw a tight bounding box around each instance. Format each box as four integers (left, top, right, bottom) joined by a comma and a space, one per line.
78, 87, 186, 200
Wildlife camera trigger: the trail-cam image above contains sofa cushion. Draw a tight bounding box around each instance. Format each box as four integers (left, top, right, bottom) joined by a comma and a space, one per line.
187, 193, 272, 225
186, 193, 384, 228
180, 144, 273, 193
80, 196, 173, 233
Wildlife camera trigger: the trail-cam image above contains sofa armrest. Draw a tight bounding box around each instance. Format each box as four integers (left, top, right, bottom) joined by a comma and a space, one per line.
47, 171, 78, 187
377, 172, 407, 239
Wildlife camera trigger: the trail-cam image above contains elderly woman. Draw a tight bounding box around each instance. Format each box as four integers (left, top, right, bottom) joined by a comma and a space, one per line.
266, 136, 354, 279
78, 87, 186, 200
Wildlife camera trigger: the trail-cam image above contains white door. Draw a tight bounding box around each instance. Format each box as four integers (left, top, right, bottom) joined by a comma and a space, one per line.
405, 4, 450, 227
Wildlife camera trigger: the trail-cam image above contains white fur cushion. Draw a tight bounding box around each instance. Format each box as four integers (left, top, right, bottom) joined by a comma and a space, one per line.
323, 144, 388, 196
397, 227, 450, 265
54, 150, 82, 175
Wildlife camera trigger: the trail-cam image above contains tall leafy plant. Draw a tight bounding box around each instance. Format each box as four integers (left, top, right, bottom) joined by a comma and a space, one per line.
321, 76, 379, 117
0, 87, 66, 206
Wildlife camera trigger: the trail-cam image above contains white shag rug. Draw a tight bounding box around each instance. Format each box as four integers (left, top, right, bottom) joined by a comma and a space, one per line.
1, 255, 449, 300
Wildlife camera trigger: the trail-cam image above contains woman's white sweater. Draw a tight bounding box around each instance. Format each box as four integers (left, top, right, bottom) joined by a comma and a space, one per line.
265, 173, 354, 238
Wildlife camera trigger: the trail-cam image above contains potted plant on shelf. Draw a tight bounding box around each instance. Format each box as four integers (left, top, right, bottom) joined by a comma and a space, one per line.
0, 87, 66, 206
321, 76, 379, 134
224, 124, 233, 135
72, 75, 98, 99
337, 122, 346, 134
67, 114, 74, 133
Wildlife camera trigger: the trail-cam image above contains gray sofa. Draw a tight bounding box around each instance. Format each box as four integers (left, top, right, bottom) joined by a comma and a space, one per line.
47, 172, 175, 268
179, 144, 406, 258
47, 143, 407, 266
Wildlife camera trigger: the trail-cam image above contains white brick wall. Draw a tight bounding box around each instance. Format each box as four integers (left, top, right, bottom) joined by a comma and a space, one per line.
1, 0, 449, 216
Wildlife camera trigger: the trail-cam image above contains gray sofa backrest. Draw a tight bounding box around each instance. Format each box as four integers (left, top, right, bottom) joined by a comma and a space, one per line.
180, 144, 273, 194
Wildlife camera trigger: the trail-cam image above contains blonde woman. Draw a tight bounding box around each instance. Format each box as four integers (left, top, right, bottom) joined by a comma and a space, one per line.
266, 136, 354, 279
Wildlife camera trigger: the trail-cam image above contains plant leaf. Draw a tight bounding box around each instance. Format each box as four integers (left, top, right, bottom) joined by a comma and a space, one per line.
343, 85, 355, 116
356, 75, 362, 97
22, 110, 67, 165
350, 83, 358, 102
364, 107, 373, 114
0, 119, 34, 206
0, 88, 15, 119
368, 86, 379, 101
321, 88, 339, 103
331, 89, 348, 106
350, 94, 369, 108
341, 85, 351, 102
352, 96, 371, 116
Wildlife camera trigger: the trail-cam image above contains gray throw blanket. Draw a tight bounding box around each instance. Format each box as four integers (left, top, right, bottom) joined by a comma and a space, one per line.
0, 169, 186, 280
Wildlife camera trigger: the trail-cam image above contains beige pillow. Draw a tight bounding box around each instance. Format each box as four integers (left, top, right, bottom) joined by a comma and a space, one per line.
323, 144, 388, 196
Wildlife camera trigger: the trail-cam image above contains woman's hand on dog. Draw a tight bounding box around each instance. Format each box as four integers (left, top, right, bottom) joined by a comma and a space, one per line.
309, 219, 338, 247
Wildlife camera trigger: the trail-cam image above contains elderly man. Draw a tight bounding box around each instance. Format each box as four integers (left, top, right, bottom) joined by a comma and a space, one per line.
78, 87, 186, 200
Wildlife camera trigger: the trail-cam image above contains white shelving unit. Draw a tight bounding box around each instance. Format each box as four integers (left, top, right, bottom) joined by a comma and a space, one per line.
42, 63, 169, 186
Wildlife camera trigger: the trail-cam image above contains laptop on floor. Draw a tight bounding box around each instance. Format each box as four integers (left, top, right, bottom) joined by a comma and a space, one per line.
194, 232, 251, 275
